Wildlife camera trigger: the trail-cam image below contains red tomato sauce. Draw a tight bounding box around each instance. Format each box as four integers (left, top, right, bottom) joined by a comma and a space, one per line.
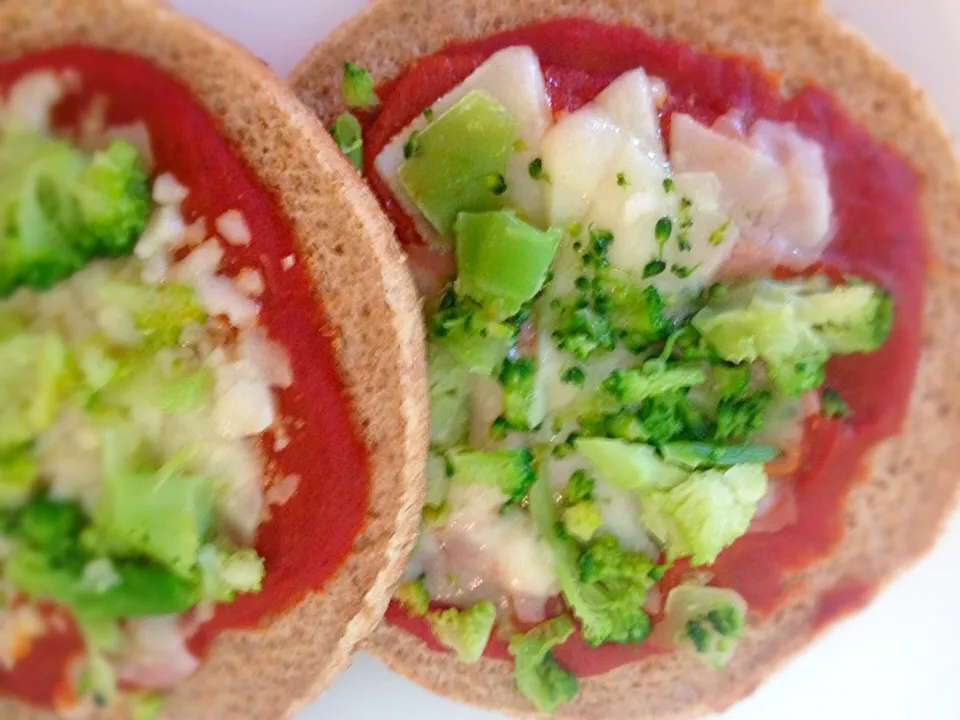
0, 47, 370, 705
367, 19, 925, 677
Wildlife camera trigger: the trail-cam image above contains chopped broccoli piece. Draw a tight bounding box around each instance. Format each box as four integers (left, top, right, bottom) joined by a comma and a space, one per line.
341, 62, 380, 109
530, 470, 654, 646
562, 501, 602, 543
601, 362, 706, 405
693, 276, 893, 396
562, 470, 596, 505
6, 547, 198, 620
426, 601, 497, 663
0, 447, 38, 509
604, 279, 673, 351
395, 577, 431, 618
659, 442, 779, 470
715, 390, 772, 441
641, 464, 767, 566
0, 331, 69, 449
508, 615, 579, 713
92, 432, 216, 578
196, 544, 265, 603
429, 291, 515, 376
0, 128, 149, 296
97, 281, 206, 348
551, 304, 617, 361
330, 113, 364, 170
446, 448, 535, 509
13, 495, 85, 556
663, 584, 747, 670
498, 357, 545, 431
576, 438, 687, 494
72, 140, 151, 256
821, 387, 852, 419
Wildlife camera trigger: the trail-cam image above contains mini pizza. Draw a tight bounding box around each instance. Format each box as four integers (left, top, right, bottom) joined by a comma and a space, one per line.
292, 1, 960, 717
0, 1, 426, 719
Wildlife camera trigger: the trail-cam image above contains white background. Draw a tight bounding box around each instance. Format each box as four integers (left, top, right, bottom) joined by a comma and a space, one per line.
166, 1, 960, 718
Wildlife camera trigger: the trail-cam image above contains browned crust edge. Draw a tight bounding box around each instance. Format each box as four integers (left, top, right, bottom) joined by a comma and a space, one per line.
290, 0, 960, 718
0, 1, 428, 719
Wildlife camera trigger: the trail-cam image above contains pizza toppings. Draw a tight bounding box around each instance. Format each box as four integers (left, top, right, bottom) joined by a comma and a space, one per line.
338, 37, 902, 712
0, 70, 295, 712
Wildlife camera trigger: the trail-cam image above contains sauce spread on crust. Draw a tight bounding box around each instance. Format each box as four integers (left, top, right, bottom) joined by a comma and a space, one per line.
364, 19, 924, 676
0, 46, 370, 706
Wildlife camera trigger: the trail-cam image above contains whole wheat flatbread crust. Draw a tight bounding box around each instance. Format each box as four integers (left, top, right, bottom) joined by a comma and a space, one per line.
0, 1, 428, 718
291, 1, 960, 717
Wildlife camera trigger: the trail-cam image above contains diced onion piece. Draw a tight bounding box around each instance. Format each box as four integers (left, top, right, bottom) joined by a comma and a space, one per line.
0, 71, 71, 133
213, 358, 276, 440
237, 327, 293, 389
115, 617, 200, 691
152, 173, 189, 206
235, 268, 265, 298
216, 209, 252, 247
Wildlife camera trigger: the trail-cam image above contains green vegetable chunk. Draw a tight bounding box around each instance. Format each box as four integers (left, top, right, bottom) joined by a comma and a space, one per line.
455, 211, 562, 319
693, 276, 893, 396
330, 113, 364, 170
660, 442, 779, 469
576, 438, 687, 494
341, 62, 380, 109
398, 91, 519, 236
97, 281, 206, 348
508, 615, 579, 713
196, 544, 265, 603
641, 464, 767, 566
562, 501, 603, 543
446, 448, 536, 509
663, 584, 747, 670
530, 469, 655, 647
93, 432, 215, 578
6, 547, 198, 620
601, 363, 706, 405
429, 291, 515, 376
0, 332, 69, 449
0, 447, 38, 509
499, 357, 545, 432
0, 128, 149, 296
394, 577, 431, 618
426, 601, 497, 663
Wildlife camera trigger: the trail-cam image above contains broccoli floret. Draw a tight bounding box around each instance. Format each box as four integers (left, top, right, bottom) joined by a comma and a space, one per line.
562, 501, 602, 543
446, 448, 535, 510
821, 387, 852, 419
196, 544, 265, 603
341, 62, 380, 109
715, 391, 772, 441
429, 290, 516, 375
0, 128, 149, 296
0, 447, 38, 509
551, 304, 616, 361
498, 357, 545, 431
604, 279, 673, 351
0, 331, 69, 449
72, 140, 151, 255
562, 470, 596, 505
663, 585, 747, 670
601, 362, 706, 405
641, 464, 768, 566
329, 113, 363, 170
395, 577, 431, 618
693, 276, 893, 397
426, 601, 497, 663
530, 468, 656, 647
508, 615, 579, 713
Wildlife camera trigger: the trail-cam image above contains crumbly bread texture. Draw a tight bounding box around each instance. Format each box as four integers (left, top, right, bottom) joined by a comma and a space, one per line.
291, 0, 960, 717
0, 0, 428, 718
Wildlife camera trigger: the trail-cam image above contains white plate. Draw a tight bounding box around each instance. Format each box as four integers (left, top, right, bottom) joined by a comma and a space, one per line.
166, 1, 960, 718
